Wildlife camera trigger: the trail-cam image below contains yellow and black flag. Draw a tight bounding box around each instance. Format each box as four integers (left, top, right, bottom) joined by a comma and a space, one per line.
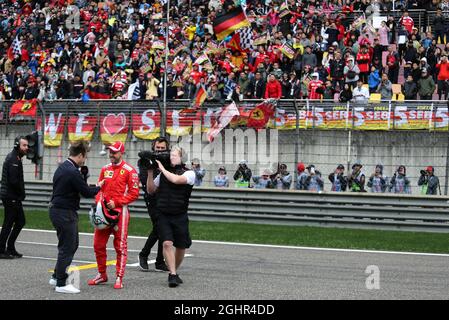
213, 6, 250, 41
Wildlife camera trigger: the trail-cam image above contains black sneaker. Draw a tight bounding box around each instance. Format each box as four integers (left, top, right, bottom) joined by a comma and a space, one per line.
138, 254, 149, 271
155, 262, 169, 272
175, 274, 183, 284
0, 252, 14, 259
168, 274, 179, 288
6, 250, 23, 258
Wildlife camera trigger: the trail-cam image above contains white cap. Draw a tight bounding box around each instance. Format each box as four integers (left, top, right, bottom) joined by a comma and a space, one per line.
312, 72, 319, 78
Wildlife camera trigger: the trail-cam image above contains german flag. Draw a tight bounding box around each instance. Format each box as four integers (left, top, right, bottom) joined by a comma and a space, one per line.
193, 85, 207, 107
213, 6, 250, 41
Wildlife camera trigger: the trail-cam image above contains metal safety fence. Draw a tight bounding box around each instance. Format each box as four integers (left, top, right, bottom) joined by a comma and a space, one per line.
16, 180, 449, 233
1, 99, 448, 195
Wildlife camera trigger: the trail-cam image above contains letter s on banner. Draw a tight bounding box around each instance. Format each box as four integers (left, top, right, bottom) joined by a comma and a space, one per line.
314, 107, 323, 127
140, 109, 156, 134
434, 107, 449, 129
394, 105, 408, 127
353, 107, 365, 127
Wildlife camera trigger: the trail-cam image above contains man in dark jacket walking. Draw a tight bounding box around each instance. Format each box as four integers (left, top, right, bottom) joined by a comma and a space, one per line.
0, 137, 28, 259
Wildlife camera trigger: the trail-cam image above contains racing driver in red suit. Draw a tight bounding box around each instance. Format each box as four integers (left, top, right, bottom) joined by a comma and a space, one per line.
88, 141, 139, 289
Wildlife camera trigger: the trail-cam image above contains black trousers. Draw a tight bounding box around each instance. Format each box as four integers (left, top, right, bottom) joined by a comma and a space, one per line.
49, 207, 79, 287
0, 199, 26, 253
140, 213, 164, 264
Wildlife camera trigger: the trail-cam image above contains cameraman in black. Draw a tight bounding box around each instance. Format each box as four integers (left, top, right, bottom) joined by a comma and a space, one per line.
0, 136, 28, 259
138, 137, 169, 272
146, 146, 195, 288
418, 166, 440, 195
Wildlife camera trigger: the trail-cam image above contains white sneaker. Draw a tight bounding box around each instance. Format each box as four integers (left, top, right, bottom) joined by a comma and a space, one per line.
55, 284, 80, 294
49, 277, 57, 286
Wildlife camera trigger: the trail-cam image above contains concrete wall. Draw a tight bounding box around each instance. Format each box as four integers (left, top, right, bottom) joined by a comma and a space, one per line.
1, 124, 447, 195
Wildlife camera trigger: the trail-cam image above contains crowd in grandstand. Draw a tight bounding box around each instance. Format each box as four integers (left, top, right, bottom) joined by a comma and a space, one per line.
1, 0, 449, 103
206, 160, 441, 195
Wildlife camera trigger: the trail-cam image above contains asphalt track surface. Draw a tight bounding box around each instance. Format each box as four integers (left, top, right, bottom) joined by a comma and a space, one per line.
0, 228, 448, 300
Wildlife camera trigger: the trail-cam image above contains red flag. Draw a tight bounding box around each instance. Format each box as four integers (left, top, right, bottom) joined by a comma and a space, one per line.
247, 100, 276, 129
9, 99, 38, 119
226, 33, 244, 52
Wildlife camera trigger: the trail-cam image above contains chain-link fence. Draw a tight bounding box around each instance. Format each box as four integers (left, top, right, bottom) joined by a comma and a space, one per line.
1, 99, 448, 195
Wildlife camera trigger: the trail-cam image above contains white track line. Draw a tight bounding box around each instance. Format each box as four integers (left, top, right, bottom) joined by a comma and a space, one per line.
18, 240, 141, 253
23, 256, 95, 264
19, 228, 449, 258
19, 239, 193, 267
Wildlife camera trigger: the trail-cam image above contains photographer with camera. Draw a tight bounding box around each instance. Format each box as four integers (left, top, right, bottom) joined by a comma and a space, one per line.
389, 165, 411, 194
348, 160, 366, 192
137, 137, 170, 273
146, 146, 195, 288
272, 163, 292, 190
214, 167, 229, 187
329, 164, 348, 192
252, 169, 276, 189
304, 165, 324, 192
367, 164, 388, 193
418, 166, 440, 195
233, 160, 252, 188
191, 158, 206, 187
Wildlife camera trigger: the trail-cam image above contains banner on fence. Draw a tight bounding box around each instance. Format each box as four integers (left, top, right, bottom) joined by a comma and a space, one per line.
393, 105, 433, 130
132, 109, 161, 140
36, 113, 66, 147
100, 113, 129, 144
25, 102, 449, 150
68, 114, 97, 143
352, 105, 391, 130
312, 105, 350, 130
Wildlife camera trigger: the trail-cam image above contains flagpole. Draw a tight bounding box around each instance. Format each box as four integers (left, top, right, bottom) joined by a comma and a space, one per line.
162, 0, 170, 136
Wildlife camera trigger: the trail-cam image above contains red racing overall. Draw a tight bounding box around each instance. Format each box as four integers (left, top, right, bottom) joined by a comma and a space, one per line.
93, 160, 139, 278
